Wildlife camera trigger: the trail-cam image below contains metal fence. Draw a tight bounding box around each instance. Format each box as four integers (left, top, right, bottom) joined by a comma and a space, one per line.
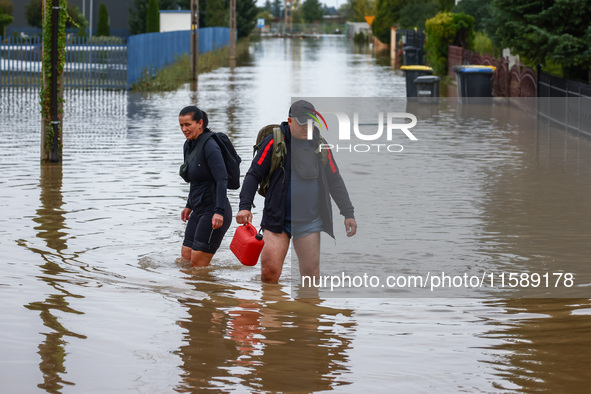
1, 27, 230, 89
127, 28, 229, 86
65, 37, 127, 89
1, 36, 127, 88
0, 36, 42, 87
538, 71, 591, 138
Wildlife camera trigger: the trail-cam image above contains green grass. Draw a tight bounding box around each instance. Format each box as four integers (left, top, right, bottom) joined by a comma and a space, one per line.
132, 38, 250, 92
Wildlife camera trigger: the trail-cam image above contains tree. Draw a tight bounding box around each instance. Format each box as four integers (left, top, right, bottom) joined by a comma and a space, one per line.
236, 0, 257, 39
272, 0, 283, 18
146, 0, 159, 33
338, 1, 354, 21
257, 10, 274, 24
0, 0, 13, 16
129, 0, 177, 35
399, 0, 438, 30
488, 0, 591, 80
301, 0, 324, 23
451, 0, 491, 32
0, 9, 12, 36
25, 0, 86, 29
437, 0, 454, 12
352, 0, 374, 22
205, 0, 226, 27
0, 0, 13, 36
97, 3, 110, 36
24, 0, 43, 28
371, 0, 406, 44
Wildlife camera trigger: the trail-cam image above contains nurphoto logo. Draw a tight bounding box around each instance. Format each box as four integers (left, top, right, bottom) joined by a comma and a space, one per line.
304, 108, 418, 153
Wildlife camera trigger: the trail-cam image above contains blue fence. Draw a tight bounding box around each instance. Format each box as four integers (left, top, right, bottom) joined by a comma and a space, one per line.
1, 27, 229, 89
127, 27, 230, 87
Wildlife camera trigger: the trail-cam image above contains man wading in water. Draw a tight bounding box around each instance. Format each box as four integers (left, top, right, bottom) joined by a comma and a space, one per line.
236, 100, 357, 283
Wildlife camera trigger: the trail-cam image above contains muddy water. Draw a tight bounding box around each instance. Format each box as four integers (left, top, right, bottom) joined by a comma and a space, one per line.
1, 38, 591, 392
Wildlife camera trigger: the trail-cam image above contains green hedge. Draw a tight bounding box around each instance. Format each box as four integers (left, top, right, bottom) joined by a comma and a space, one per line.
425, 11, 474, 76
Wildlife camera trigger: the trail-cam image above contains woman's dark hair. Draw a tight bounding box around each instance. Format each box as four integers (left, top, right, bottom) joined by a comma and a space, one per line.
179, 106, 209, 129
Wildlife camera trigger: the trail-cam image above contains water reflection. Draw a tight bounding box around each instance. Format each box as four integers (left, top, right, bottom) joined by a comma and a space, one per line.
476, 101, 591, 296
483, 299, 591, 391
23, 163, 86, 392
226, 68, 238, 137
176, 274, 355, 392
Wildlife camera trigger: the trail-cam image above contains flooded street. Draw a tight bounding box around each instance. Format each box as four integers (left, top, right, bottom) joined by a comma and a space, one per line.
2, 37, 591, 392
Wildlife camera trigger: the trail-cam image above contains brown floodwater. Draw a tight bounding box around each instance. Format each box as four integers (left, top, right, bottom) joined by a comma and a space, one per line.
1, 37, 591, 392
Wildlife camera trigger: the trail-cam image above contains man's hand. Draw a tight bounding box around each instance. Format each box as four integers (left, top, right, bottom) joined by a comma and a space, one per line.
345, 218, 357, 237
181, 208, 192, 222
236, 210, 253, 224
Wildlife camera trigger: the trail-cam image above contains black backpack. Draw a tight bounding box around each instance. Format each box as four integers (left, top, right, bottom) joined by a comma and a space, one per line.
180, 132, 242, 189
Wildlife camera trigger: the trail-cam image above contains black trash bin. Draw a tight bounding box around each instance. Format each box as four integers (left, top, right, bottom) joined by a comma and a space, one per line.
401, 65, 433, 97
453, 65, 496, 102
403, 46, 422, 66
414, 75, 441, 99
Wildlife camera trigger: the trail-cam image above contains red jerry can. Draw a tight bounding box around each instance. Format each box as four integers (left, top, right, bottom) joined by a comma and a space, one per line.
230, 223, 264, 266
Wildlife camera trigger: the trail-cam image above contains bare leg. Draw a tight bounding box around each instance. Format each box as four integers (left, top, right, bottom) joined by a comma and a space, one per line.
190, 250, 215, 267
181, 245, 192, 261
260, 230, 290, 283
293, 232, 320, 278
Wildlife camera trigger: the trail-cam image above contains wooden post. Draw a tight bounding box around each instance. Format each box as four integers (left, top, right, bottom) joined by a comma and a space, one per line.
190, 0, 199, 83
390, 27, 396, 67
229, 0, 236, 65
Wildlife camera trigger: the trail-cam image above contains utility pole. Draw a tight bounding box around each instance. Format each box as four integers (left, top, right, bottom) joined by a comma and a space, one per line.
284, 1, 292, 34
89, 0, 93, 37
49, 0, 60, 161
229, 0, 236, 65
190, 0, 199, 83
41, 0, 63, 162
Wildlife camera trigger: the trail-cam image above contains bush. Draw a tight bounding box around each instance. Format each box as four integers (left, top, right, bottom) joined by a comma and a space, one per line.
353, 31, 369, 44
425, 11, 474, 75
473, 31, 495, 56
96, 3, 110, 37
146, 0, 159, 33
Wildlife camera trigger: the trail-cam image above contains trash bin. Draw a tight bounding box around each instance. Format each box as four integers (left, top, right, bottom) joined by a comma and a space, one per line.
453, 65, 496, 101
401, 65, 433, 98
403, 46, 422, 66
414, 75, 441, 99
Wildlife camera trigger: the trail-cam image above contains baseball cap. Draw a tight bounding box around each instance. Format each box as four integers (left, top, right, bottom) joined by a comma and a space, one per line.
289, 100, 316, 125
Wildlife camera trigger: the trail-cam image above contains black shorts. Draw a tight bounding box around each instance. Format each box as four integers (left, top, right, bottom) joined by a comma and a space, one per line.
183, 200, 232, 254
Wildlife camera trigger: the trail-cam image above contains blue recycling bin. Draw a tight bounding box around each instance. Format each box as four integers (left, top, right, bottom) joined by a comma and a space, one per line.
453, 65, 496, 100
